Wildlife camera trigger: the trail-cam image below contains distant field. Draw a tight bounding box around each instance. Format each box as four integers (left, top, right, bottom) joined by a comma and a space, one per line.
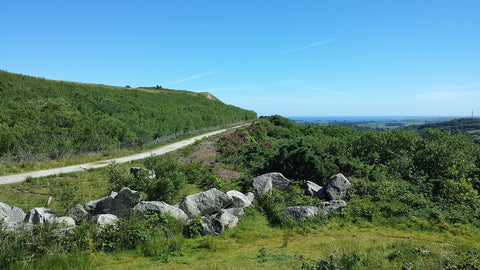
293, 116, 460, 129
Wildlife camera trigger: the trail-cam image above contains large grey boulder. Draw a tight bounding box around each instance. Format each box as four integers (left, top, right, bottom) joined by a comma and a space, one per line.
179, 188, 233, 218
84, 191, 117, 213
305, 181, 321, 197
221, 207, 245, 216
252, 172, 290, 194
218, 210, 239, 228
325, 174, 350, 200
95, 214, 118, 228
282, 206, 318, 221
25, 207, 56, 224
54, 216, 76, 228
305, 181, 327, 199
316, 200, 347, 214
66, 204, 88, 223
84, 187, 142, 217
200, 216, 224, 236
226, 190, 252, 208
0, 202, 26, 231
135, 201, 188, 221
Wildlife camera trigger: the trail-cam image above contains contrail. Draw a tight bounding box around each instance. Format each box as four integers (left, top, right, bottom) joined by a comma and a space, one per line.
167, 70, 217, 85
282, 38, 337, 54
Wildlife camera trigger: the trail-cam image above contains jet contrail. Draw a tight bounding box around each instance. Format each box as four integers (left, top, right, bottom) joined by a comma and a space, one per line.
167, 70, 217, 85
282, 38, 337, 54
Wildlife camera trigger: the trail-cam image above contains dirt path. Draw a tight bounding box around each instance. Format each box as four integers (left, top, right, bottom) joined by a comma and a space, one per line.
0, 127, 236, 185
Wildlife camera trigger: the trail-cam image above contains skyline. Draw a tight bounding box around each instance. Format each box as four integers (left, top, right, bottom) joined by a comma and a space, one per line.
1, 1, 480, 117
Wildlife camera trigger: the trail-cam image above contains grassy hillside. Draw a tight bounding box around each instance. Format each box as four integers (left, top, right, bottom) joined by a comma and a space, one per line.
404, 117, 480, 144
0, 71, 256, 159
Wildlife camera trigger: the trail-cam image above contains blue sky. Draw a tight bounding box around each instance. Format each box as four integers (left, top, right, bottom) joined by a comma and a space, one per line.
1, 0, 480, 117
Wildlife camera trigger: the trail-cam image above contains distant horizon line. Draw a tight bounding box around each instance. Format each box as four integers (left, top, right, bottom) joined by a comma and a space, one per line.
284, 115, 475, 121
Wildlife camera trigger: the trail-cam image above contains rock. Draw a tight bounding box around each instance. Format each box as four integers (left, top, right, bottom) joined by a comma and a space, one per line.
226, 190, 252, 208
221, 207, 245, 216
316, 200, 347, 214
317, 188, 327, 200
282, 206, 318, 221
135, 201, 188, 221
179, 188, 233, 218
305, 181, 322, 197
95, 214, 118, 228
325, 174, 350, 200
0, 202, 26, 231
54, 216, 76, 228
245, 192, 255, 202
66, 204, 88, 223
200, 216, 224, 236
25, 207, 56, 224
84, 191, 117, 213
130, 167, 155, 179
218, 210, 238, 228
252, 172, 290, 194
84, 187, 142, 217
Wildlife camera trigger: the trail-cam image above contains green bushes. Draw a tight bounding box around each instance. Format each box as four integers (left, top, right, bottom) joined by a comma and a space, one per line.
217, 115, 480, 228
108, 155, 186, 203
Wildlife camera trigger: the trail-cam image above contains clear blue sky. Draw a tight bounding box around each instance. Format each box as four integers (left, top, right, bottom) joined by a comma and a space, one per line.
1, 0, 480, 117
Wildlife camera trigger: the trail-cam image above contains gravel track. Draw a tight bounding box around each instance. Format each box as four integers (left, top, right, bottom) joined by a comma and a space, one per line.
0, 127, 234, 185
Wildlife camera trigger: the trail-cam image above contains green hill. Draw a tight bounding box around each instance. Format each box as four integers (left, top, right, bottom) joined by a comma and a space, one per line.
404, 117, 480, 144
0, 71, 256, 158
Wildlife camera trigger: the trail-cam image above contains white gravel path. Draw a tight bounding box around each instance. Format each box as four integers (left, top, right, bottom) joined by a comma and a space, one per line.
0, 127, 232, 185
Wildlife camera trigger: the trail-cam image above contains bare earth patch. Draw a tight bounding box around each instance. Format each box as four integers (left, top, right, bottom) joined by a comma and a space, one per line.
186, 129, 243, 181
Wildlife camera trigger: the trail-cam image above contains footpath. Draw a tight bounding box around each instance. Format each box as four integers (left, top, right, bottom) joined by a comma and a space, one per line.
0, 127, 234, 185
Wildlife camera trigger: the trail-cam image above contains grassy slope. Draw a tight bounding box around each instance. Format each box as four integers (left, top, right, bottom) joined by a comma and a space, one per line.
0, 70, 256, 157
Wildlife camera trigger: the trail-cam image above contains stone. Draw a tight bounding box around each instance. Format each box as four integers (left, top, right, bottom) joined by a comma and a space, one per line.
84, 191, 117, 214
282, 206, 318, 221
96, 214, 118, 228
226, 190, 252, 208
0, 202, 26, 231
245, 192, 255, 203
218, 210, 238, 228
54, 216, 76, 228
135, 201, 188, 221
325, 173, 351, 200
221, 207, 245, 216
130, 167, 155, 179
66, 204, 88, 223
252, 172, 290, 194
316, 200, 347, 214
25, 207, 56, 224
305, 181, 322, 197
179, 188, 233, 218
84, 187, 142, 217
200, 216, 224, 236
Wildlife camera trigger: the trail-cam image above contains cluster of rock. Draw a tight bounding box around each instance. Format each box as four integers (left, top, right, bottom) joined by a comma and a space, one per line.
0, 186, 254, 237
0, 171, 349, 235
252, 172, 350, 221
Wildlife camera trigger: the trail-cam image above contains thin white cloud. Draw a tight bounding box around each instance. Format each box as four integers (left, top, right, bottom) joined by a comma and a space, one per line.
282, 38, 337, 54
167, 70, 217, 85
414, 90, 480, 102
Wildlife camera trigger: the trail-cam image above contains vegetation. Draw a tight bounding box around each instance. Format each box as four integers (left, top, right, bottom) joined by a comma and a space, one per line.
404, 117, 480, 144
0, 71, 256, 160
1, 115, 480, 268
